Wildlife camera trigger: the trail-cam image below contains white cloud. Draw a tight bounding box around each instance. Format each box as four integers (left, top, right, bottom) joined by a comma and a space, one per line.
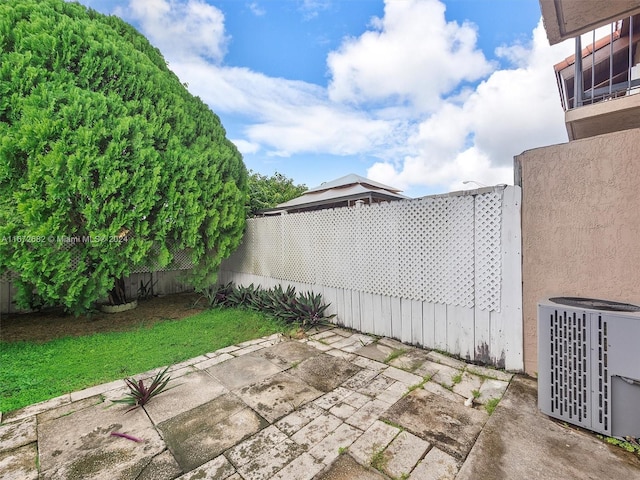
123, 0, 228, 62
106, 0, 574, 196
247, 2, 265, 16
367, 19, 574, 193
299, 0, 331, 20
231, 139, 261, 155
327, 0, 493, 112
170, 59, 401, 157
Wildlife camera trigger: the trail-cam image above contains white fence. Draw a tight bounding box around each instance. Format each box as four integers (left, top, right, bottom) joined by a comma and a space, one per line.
220, 186, 523, 371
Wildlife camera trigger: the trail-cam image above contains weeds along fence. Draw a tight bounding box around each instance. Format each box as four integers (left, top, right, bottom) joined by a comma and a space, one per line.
220, 186, 523, 371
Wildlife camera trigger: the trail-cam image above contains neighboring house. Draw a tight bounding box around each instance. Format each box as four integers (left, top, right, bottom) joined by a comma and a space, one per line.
259, 173, 408, 215
517, 0, 640, 375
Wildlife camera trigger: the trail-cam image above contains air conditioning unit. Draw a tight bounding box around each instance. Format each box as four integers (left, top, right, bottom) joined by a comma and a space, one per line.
538, 297, 640, 437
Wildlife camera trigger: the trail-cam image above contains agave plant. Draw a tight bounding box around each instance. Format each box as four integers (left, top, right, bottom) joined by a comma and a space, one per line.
113, 366, 173, 412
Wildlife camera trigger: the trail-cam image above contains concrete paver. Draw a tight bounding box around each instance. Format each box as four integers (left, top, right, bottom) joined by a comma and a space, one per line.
274, 403, 324, 436
314, 387, 356, 410
423, 379, 464, 403
0, 416, 36, 451
236, 372, 323, 422
374, 380, 407, 405
138, 450, 183, 480
193, 352, 235, 370
464, 363, 513, 382
2, 326, 638, 480
426, 351, 468, 370
355, 342, 395, 362
144, 370, 228, 424
476, 378, 510, 405
253, 341, 320, 368
328, 402, 357, 420
307, 422, 361, 464
271, 452, 325, 480
206, 354, 284, 390
295, 355, 362, 392
315, 454, 387, 480
348, 420, 400, 466
38, 400, 165, 479
235, 438, 304, 480
353, 373, 396, 398
429, 362, 465, 389
226, 425, 288, 467
0, 443, 38, 480
174, 454, 235, 480
451, 371, 483, 399
158, 393, 266, 471
381, 365, 423, 386
388, 347, 431, 372
382, 430, 430, 478
410, 447, 459, 480
352, 355, 388, 372
383, 388, 488, 461
291, 414, 342, 449
345, 398, 392, 430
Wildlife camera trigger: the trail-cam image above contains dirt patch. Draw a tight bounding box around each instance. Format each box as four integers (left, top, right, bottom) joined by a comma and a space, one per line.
0, 293, 206, 343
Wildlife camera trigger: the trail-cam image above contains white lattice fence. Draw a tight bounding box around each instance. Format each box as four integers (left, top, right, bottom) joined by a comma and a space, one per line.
225, 193, 501, 310
221, 186, 523, 371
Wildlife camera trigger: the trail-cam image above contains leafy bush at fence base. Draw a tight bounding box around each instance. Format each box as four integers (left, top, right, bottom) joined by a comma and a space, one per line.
202, 282, 335, 327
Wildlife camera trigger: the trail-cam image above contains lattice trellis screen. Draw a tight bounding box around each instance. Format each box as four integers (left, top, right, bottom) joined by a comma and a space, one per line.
224, 191, 504, 311
1, 244, 194, 282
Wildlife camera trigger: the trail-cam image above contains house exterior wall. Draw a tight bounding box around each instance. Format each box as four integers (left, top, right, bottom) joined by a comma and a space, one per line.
516, 127, 640, 375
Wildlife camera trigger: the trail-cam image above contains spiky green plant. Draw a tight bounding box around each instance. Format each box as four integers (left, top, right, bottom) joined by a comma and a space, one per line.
113, 366, 173, 412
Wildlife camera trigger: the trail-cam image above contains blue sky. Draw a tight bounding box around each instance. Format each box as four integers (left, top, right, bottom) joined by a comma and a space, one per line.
77, 0, 576, 197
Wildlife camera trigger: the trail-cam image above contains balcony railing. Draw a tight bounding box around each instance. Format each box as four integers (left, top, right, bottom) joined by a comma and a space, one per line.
555, 15, 640, 111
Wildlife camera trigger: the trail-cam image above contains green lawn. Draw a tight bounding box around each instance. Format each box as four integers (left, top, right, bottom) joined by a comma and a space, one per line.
0, 308, 285, 414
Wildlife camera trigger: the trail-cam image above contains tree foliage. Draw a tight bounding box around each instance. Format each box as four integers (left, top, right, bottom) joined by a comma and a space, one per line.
0, 0, 247, 312
246, 171, 307, 216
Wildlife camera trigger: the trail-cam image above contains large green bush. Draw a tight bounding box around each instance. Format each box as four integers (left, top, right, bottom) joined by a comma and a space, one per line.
0, 0, 247, 312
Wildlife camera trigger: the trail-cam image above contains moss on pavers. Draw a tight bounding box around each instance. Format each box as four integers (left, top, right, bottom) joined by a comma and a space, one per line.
137, 450, 182, 480
158, 393, 266, 472
0, 416, 36, 452
236, 372, 324, 423
382, 388, 488, 462
206, 354, 285, 390
316, 453, 387, 480
38, 400, 165, 480
253, 341, 321, 368
295, 355, 362, 393
0, 443, 38, 480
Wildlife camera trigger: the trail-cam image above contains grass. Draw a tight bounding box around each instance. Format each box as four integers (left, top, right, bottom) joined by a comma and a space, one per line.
598, 435, 640, 455
383, 348, 407, 364
0, 307, 285, 414
370, 446, 387, 471
485, 397, 500, 415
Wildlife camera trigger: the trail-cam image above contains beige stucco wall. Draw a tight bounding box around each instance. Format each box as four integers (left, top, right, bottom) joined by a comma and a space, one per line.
516, 127, 640, 375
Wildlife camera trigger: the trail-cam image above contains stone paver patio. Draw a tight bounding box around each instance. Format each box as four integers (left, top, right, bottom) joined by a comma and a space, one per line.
0, 325, 544, 479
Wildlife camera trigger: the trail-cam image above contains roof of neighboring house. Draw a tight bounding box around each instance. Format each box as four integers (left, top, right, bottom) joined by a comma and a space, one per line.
260, 173, 408, 214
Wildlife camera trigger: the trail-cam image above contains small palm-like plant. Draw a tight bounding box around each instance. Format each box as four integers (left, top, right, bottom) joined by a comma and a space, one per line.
113, 366, 173, 412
